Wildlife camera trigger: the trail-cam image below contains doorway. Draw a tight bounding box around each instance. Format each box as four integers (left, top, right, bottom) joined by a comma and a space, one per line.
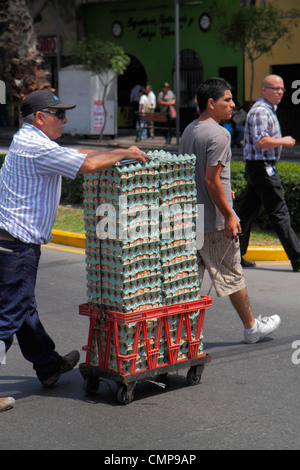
118, 54, 147, 128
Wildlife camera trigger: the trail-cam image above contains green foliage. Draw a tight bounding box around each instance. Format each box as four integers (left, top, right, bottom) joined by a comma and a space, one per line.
218, 4, 299, 61
69, 37, 130, 77
61, 175, 84, 205
231, 161, 300, 231
213, 2, 299, 104
61, 161, 300, 232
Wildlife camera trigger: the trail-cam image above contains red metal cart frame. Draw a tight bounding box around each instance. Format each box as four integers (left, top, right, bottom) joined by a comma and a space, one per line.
79, 296, 212, 404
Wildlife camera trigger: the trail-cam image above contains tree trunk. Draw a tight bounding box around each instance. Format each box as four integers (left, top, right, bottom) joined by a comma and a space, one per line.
0, 0, 52, 125
97, 73, 115, 142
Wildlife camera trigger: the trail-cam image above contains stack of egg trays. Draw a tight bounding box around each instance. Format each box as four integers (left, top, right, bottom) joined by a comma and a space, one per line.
148, 151, 201, 305
147, 151, 203, 363
104, 318, 166, 375
84, 172, 103, 306
83, 157, 173, 371
83, 160, 163, 313
85, 305, 167, 375
166, 311, 204, 362
83, 153, 204, 372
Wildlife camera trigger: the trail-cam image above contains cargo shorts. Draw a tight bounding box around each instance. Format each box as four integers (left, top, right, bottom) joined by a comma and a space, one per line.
197, 229, 245, 297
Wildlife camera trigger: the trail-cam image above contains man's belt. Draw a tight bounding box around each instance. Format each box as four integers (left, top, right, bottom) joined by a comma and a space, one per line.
0, 228, 17, 241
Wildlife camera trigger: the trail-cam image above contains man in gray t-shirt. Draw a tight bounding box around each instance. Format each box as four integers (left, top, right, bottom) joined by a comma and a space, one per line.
158, 82, 176, 144
179, 119, 232, 232
157, 82, 176, 113
179, 78, 281, 344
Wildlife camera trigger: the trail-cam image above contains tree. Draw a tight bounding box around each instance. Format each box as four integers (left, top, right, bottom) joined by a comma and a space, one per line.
69, 37, 130, 141
214, 3, 299, 106
0, 0, 52, 125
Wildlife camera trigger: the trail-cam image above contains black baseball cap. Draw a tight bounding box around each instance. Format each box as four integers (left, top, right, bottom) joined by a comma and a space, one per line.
20, 90, 76, 118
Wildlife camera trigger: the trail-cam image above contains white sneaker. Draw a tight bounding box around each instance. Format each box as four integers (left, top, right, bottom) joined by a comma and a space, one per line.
0, 397, 15, 412
244, 315, 281, 344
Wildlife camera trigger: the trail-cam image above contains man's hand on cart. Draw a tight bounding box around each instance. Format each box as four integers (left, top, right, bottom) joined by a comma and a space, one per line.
121, 146, 151, 165
78, 146, 150, 173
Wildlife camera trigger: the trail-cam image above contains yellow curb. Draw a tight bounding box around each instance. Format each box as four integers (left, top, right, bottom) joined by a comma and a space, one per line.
244, 246, 288, 261
51, 231, 288, 262
52, 229, 86, 249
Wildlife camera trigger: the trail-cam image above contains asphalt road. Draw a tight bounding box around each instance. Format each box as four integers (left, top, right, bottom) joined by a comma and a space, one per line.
1, 243, 299, 451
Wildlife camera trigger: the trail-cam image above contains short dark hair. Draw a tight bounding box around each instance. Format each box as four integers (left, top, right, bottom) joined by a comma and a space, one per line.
196, 78, 232, 112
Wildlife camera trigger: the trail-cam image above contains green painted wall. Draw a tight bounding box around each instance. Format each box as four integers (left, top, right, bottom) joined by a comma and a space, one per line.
82, 0, 244, 124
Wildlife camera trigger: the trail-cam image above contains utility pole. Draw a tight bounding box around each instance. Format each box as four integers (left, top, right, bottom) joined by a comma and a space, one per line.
56, 0, 61, 73
174, 0, 180, 145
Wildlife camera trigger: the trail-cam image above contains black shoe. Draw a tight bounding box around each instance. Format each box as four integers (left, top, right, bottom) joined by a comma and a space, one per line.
292, 260, 300, 272
41, 350, 80, 388
241, 257, 256, 268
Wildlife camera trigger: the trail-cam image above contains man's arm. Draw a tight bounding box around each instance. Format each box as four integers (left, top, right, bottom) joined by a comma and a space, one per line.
158, 92, 176, 107
250, 108, 295, 149
205, 163, 241, 239
77, 146, 149, 174
255, 135, 295, 149
158, 98, 176, 106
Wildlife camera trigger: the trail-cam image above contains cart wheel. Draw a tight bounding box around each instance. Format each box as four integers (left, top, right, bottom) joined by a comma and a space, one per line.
187, 366, 201, 386
83, 376, 100, 395
117, 384, 134, 405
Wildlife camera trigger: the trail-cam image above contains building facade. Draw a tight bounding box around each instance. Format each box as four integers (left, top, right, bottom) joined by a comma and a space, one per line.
81, 0, 244, 129
243, 0, 300, 139
1, 0, 300, 136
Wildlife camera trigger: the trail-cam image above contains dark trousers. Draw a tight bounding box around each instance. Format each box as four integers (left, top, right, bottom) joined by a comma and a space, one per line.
238, 160, 300, 267
0, 240, 62, 381
161, 115, 175, 144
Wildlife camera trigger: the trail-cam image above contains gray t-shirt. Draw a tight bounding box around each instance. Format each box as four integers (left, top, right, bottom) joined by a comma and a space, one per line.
158, 90, 176, 113
179, 119, 232, 232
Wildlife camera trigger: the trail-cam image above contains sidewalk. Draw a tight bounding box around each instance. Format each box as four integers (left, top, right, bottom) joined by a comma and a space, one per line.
2, 126, 300, 161
54, 128, 300, 163
0, 126, 295, 261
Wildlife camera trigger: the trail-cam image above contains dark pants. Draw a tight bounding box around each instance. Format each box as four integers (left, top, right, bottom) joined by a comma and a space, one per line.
238, 160, 300, 267
0, 240, 62, 381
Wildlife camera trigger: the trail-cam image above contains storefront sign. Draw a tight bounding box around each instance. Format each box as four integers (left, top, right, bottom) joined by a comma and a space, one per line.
125, 13, 195, 41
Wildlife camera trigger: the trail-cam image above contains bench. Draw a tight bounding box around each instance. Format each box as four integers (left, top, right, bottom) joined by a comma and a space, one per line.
136, 111, 175, 143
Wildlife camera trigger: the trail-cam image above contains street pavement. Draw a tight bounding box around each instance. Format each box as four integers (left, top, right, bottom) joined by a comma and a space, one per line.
1, 243, 299, 451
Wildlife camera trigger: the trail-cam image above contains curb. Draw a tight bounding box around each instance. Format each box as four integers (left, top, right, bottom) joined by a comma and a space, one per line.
244, 246, 288, 261
51, 229, 288, 261
52, 229, 86, 249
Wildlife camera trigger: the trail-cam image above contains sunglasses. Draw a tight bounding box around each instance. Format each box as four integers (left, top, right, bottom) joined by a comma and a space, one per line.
41, 109, 66, 120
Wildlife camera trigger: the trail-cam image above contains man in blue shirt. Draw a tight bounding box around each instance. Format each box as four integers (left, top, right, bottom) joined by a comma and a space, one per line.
0, 90, 149, 411
238, 75, 300, 272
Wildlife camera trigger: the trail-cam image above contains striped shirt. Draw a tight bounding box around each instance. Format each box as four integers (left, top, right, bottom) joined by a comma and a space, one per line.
243, 97, 282, 161
0, 123, 86, 244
